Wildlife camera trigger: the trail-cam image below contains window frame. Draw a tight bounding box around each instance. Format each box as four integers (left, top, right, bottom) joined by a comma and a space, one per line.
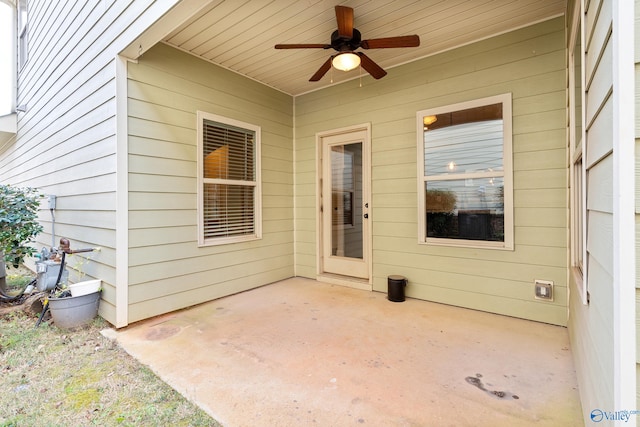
568, 0, 588, 305
416, 93, 514, 250
196, 111, 262, 247
17, 0, 27, 69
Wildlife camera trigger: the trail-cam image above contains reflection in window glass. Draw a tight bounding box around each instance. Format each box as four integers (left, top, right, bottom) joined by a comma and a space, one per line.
418, 95, 512, 248
426, 178, 504, 241
329, 143, 363, 259
424, 120, 503, 176
331, 148, 354, 226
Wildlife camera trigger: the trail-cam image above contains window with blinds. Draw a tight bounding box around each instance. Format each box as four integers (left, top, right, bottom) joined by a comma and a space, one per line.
417, 94, 513, 250
197, 112, 261, 246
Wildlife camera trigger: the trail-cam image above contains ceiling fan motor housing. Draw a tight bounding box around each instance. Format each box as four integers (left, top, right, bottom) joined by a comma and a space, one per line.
331, 28, 361, 51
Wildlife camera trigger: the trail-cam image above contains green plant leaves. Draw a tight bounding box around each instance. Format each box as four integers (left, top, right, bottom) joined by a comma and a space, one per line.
0, 185, 43, 268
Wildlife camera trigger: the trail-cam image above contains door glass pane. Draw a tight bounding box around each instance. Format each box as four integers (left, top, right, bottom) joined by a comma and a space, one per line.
331, 143, 363, 259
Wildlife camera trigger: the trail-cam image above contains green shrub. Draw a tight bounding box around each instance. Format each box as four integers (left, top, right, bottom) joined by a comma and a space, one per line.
0, 185, 43, 268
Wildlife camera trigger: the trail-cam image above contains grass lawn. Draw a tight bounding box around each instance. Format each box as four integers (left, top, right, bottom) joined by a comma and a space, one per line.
0, 269, 221, 427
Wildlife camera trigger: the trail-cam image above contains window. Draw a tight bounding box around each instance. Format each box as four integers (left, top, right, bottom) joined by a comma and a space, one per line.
417, 94, 513, 249
572, 157, 583, 271
17, 0, 27, 69
569, 3, 587, 304
197, 112, 261, 246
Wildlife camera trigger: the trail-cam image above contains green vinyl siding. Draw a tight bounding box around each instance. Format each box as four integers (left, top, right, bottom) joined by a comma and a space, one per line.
126, 43, 294, 323
295, 17, 567, 325
0, 0, 184, 325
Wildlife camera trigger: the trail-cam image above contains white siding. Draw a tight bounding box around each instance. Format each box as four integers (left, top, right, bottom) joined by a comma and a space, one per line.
570, 0, 637, 421
568, 0, 616, 415
295, 18, 568, 325
0, 0, 181, 325
126, 43, 294, 323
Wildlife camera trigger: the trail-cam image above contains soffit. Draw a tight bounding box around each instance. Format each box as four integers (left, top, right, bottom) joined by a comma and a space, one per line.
162, 0, 566, 96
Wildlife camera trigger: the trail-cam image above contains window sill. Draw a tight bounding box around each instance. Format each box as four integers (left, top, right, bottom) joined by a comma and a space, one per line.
199, 234, 261, 247
421, 237, 514, 251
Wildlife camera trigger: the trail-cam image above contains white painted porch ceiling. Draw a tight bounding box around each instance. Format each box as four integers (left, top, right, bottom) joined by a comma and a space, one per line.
163, 0, 566, 96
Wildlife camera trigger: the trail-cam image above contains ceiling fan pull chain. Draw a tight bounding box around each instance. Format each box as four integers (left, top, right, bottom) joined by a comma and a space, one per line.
359, 63, 362, 87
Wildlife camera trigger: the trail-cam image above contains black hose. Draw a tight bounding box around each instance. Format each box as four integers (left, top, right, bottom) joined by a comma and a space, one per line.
35, 300, 49, 328
0, 249, 67, 302
54, 251, 66, 289
0, 278, 37, 302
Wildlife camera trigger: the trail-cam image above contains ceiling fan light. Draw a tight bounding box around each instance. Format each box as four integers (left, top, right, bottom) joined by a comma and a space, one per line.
332, 52, 360, 71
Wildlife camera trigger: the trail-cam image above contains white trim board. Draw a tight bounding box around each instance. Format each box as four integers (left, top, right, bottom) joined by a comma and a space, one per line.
115, 55, 129, 328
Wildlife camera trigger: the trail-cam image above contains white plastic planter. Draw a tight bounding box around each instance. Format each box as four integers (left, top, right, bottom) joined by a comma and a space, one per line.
69, 279, 102, 297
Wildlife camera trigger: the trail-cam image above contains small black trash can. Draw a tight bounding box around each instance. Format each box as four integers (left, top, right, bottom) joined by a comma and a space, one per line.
387, 275, 407, 302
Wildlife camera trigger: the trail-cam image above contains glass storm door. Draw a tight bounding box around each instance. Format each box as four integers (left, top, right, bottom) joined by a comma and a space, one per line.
321, 130, 369, 279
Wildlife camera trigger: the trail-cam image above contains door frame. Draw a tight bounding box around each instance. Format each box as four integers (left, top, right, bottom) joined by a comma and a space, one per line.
316, 123, 372, 289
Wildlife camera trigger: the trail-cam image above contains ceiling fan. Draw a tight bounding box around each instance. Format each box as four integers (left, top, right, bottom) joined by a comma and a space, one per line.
275, 5, 420, 82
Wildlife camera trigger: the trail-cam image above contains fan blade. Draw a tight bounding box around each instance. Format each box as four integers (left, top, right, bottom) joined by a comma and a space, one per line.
309, 58, 333, 82
335, 6, 354, 39
361, 35, 420, 49
275, 44, 330, 49
358, 52, 387, 79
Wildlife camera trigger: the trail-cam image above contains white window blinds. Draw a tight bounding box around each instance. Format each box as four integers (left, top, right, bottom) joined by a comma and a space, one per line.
198, 113, 261, 245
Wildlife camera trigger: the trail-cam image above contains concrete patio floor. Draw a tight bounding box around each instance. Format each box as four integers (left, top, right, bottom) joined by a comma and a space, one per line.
108, 278, 583, 426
